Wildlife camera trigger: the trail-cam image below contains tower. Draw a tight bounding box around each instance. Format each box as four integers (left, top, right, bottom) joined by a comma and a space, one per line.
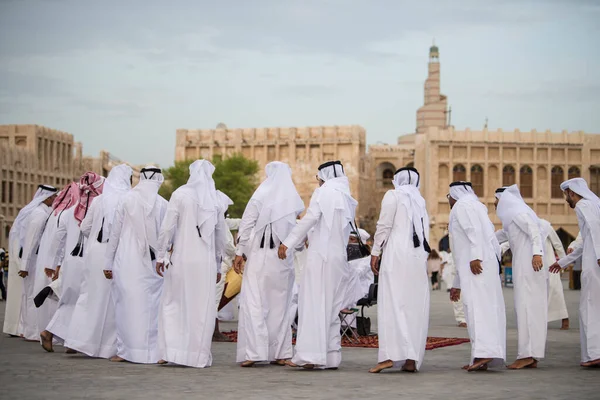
416, 43, 448, 133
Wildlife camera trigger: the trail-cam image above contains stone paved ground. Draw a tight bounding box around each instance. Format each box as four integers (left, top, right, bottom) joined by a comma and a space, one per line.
0, 284, 597, 400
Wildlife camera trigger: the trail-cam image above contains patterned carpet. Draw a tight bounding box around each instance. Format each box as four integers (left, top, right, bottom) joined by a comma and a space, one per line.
222, 331, 470, 350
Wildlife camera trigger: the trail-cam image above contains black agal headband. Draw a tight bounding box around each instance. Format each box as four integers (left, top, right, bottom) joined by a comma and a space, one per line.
394, 167, 420, 186
318, 160, 344, 177
141, 168, 161, 180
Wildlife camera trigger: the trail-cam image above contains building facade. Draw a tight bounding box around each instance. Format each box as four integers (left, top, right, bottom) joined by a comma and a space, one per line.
0, 124, 139, 248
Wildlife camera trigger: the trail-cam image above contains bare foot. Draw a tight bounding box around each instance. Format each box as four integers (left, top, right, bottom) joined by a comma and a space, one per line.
212, 332, 233, 342
467, 358, 493, 372
561, 319, 570, 330
65, 348, 77, 354
241, 360, 256, 368
270, 359, 287, 366
157, 359, 168, 365
580, 358, 600, 367
40, 330, 53, 353
402, 360, 417, 372
285, 360, 300, 367
458, 322, 467, 328
507, 358, 536, 369
369, 360, 393, 373
110, 356, 125, 362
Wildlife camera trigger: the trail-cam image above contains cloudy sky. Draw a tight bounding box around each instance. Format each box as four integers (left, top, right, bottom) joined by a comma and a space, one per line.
1, 0, 598, 167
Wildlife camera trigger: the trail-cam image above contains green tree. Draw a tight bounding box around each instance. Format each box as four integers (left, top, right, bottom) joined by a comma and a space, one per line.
159, 154, 259, 218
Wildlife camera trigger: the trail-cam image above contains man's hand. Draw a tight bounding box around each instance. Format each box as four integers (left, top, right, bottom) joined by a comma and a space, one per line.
450, 288, 461, 302
53, 266, 61, 281
44, 268, 54, 278
567, 247, 574, 255
597, 259, 600, 267
233, 255, 244, 274
216, 273, 221, 284
277, 244, 288, 260
549, 262, 562, 274
156, 262, 166, 277
370, 255, 380, 276
532, 255, 543, 271
470, 260, 483, 275
103, 270, 113, 279
18, 270, 28, 278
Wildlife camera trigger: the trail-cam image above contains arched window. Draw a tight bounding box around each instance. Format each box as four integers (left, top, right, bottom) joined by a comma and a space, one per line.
453, 164, 466, 182
471, 165, 484, 196
551, 166, 564, 198
590, 166, 600, 196
377, 162, 396, 188
382, 169, 394, 186
520, 166, 533, 198
502, 165, 515, 186
568, 166, 581, 180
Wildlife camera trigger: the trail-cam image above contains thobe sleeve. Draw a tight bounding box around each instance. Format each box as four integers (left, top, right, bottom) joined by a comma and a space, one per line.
547, 226, 566, 259
214, 211, 228, 270
452, 268, 461, 289
495, 229, 509, 245
454, 205, 484, 262
80, 201, 96, 238
371, 191, 397, 257
156, 196, 180, 264
578, 202, 600, 261
513, 214, 544, 256
47, 213, 68, 270
235, 199, 261, 257
105, 201, 125, 271
20, 211, 45, 272
569, 232, 583, 251
282, 191, 322, 250
222, 230, 236, 273
557, 245, 583, 269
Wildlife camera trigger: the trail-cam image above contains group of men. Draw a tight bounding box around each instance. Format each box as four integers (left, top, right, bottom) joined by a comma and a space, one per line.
2, 158, 598, 372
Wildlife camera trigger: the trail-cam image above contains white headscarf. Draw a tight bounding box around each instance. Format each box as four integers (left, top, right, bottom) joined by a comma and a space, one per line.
449, 181, 501, 260
560, 178, 600, 207
130, 166, 164, 255
358, 228, 370, 243
449, 181, 478, 203
314, 161, 358, 260
181, 160, 220, 242
495, 184, 542, 232
250, 161, 305, 243
10, 184, 57, 250
393, 167, 430, 248
102, 164, 133, 229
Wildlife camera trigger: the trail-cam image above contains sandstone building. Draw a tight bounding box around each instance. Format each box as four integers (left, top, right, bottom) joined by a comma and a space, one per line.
0, 124, 139, 248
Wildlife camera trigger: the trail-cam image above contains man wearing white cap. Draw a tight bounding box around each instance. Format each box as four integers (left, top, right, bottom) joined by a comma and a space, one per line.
369, 167, 430, 373
447, 181, 506, 372
495, 185, 547, 370
549, 177, 600, 368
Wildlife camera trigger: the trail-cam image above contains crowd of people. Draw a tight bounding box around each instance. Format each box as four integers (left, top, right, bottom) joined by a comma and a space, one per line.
1, 159, 599, 372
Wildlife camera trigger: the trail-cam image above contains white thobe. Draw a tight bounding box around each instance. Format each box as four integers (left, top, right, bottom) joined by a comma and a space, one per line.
283, 194, 353, 369
18, 203, 51, 340
441, 251, 466, 324
289, 246, 307, 328
372, 190, 430, 370
557, 200, 600, 362
106, 193, 167, 364
32, 213, 60, 339
343, 256, 373, 309
2, 234, 23, 335
496, 213, 547, 360
64, 196, 117, 358
543, 226, 568, 322
449, 201, 506, 367
215, 227, 237, 309
156, 191, 225, 368
235, 200, 295, 363
46, 208, 85, 341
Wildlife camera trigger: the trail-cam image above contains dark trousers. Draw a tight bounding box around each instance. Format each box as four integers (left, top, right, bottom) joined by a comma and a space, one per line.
431, 271, 439, 286
573, 270, 582, 290
0, 271, 6, 300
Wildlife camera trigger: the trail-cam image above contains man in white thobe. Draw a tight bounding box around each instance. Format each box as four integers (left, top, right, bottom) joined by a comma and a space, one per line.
447, 181, 506, 371
343, 228, 374, 312
278, 160, 357, 370
155, 160, 226, 368
549, 178, 600, 367
45, 172, 105, 352
440, 247, 467, 327
495, 185, 547, 369
540, 219, 569, 329
369, 167, 430, 373
106, 166, 167, 363
233, 161, 305, 367
64, 164, 133, 358
18, 185, 58, 340
3, 185, 57, 336
33, 183, 79, 349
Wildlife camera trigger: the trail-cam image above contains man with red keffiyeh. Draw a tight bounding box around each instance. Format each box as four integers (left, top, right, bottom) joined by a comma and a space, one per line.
41, 172, 104, 352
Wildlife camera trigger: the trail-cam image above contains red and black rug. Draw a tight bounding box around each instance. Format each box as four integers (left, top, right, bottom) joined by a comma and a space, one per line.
222, 331, 469, 350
